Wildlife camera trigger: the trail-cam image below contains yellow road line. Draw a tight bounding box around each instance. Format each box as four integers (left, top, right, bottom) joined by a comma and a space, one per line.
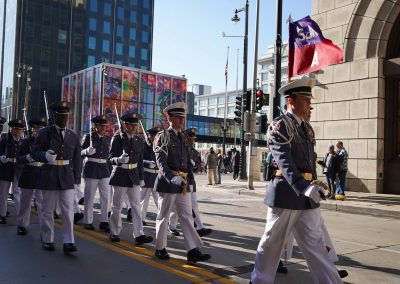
73, 229, 210, 283
72, 224, 237, 284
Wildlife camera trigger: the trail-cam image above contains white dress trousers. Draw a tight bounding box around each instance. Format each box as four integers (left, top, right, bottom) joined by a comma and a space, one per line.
251, 207, 342, 284
83, 177, 111, 224
110, 185, 144, 237
18, 188, 43, 228
140, 186, 158, 221
39, 189, 75, 244
168, 205, 178, 230
73, 184, 82, 214
190, 192, 204, 230
155, 192, 203, 251
0, 181, 11, 217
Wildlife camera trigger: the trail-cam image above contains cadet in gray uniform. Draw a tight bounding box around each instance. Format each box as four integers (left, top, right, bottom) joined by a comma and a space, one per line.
250, 77, 342, 284
31, 101, 82, 253
153, 102, 210, 263
140, 126, 160, 226
81, 115, 111, 232
108, 112, 153, 246
0, 119, 25, 224
16, 117, 47, 235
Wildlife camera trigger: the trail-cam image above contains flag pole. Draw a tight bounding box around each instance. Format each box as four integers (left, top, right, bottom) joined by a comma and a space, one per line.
273, 0, 283, 119
223, 45, 229, 156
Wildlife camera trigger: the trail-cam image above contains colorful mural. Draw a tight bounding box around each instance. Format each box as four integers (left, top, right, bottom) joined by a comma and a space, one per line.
104, 67, 122, 99
122, 69, 139, 102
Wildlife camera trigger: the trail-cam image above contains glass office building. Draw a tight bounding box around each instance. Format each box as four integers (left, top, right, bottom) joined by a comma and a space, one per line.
0, 0, 154, 121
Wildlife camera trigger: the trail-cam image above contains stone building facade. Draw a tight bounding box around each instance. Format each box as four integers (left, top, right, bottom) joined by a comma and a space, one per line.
311, 0, 400, 194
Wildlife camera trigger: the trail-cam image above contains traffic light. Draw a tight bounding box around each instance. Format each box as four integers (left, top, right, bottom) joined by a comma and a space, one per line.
256, 89, 263, 111
234, 95, 242, 124
243, 90, 251, 112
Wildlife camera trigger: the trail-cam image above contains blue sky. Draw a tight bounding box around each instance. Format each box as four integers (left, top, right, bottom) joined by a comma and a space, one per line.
152, 0, 311, 93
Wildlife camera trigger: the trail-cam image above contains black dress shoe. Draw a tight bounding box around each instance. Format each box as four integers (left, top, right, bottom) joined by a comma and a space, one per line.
338, 269, 348, 279
17, 226, 27, 235
135, 235, 153, 246
277, 260, 288, 274
109, 234, 120, 242
78, 197, 84, 205
42, 242, 55, 251
83, 223, 95, 230
99, 222, 110, 233
168, 228, 180, 236
63, 243, 77, 253
155, 248, 170, 260
187, 248, 211, 263
197, 228, 213, 237
142, 221, 148, 226
0, 216, 6, 224
126, 208, 132, 222
74, 212, 84, 224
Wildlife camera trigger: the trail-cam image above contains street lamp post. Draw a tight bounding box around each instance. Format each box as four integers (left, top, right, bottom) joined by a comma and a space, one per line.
273, 0, 283, 119
231, 0, 249, 180
15, 64, 32, 118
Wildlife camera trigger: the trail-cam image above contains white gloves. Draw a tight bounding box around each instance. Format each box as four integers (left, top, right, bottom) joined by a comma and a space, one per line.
117, 154, 129, 164
0, 155, 7, 164
26, 154, 35, 163
139, 180, 145, 187
149, 161, 157, 169
85, 146, 96, 155
305, 184, 324, 203
171, 176, 184, 186
45, 150, 57, 162
189, 185, 194, 192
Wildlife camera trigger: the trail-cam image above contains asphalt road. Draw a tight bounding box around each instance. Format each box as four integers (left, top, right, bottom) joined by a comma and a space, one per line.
1, 173, 399, 283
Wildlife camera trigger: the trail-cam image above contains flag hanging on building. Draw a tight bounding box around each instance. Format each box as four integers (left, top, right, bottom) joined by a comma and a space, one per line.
288, 15, 343, 78
225, 53, 229, 86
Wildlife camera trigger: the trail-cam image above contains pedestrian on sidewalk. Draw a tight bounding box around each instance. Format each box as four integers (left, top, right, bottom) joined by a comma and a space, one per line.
317, 145, 340, 199
205, 147, 217, 185
231, 148, 240, 180
216, 149, 224, 184
335, 141, 348, 201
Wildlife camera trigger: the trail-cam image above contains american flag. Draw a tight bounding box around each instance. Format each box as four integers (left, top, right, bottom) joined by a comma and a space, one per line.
224, 57, 228, 86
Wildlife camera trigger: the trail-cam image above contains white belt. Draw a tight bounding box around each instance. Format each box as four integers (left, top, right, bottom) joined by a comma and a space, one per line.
87, 158, 107, 164
28, 162, 43, 167
144, 167, 158, 173
118, 163, 137, 169
48, 160, 70, 166
7, 158, 16, 163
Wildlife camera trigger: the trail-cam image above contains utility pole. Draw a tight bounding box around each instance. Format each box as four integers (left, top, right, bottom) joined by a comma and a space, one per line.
273, 0, 283, 119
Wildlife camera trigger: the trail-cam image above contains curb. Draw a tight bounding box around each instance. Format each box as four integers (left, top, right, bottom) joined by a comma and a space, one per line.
235, 188, 400, 219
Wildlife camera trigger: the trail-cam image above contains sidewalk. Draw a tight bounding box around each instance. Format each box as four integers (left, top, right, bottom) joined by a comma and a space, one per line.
196, 173, 400, 219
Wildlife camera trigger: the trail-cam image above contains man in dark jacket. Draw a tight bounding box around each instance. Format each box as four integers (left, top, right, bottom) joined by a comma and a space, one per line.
81, 115, 112, 232
16, 117, 47, 235
31, 101, 81, 252
0, 119, 25, 224
317, 145, 339, 199
108, 112, 152, 246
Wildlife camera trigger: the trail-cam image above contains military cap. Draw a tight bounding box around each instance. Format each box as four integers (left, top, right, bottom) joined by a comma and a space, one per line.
121, 112, 143, 124
91, 115, 108, 125
28, 117, 47, 128
147, 126, 162, 135
163, 102, 187, 117
8, 119, 25, 129
0, 116, 6, 125
50, 101, 71, 114
184, 127, 197, 138
278, 76, 315, 98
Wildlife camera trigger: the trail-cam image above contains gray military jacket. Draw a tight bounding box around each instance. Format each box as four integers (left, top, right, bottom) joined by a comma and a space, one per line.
31, 126, 82, 191
81, 132, 111, 179
265, 113, 319, 210
108, 132, 144, 187
143, 141, 158, 188
154, 128, 194, 194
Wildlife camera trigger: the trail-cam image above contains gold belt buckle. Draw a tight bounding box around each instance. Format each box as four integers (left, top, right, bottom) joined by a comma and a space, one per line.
303, 173, 312, 181
57, 160, 63, 166
128, 164, 133, 169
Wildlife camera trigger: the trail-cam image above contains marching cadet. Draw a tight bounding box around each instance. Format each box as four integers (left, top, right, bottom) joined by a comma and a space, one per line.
153, 102, 210, 263
81, 115, 111, 232
108, 112, 153, 245
16, 117, 47, 235
140, 126, 160, 226
184, 127, 212, 237
0, 118, 25, 224
250, 77, 342, 284
31, 101, 81, 253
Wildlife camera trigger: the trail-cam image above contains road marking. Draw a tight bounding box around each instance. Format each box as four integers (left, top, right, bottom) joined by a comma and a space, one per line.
336, 239, 400, 255
58, 220, 237, 284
